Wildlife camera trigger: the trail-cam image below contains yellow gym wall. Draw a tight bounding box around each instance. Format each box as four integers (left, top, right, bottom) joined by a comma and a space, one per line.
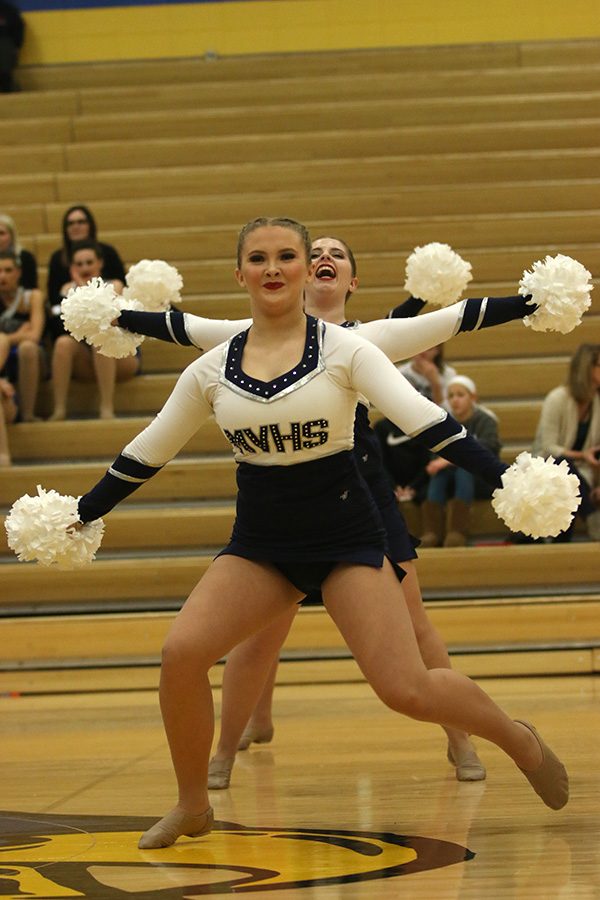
19, 0, 600, 67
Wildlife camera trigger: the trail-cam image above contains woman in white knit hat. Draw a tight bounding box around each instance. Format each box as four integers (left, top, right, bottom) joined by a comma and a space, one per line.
420, 374, 502, 547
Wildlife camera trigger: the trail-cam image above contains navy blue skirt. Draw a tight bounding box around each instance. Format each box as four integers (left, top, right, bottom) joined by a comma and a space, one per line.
218, 451, 397, 593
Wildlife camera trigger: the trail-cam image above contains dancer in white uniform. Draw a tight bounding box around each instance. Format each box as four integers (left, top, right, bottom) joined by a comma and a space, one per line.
116, 236, 539, 789
77, 218, 567, 849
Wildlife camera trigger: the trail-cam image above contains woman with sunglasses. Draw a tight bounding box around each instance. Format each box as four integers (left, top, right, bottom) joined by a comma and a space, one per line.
46, 205, 125, 317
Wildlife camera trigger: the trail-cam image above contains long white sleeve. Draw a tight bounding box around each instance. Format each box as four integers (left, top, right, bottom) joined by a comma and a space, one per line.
355, 304, 464, 362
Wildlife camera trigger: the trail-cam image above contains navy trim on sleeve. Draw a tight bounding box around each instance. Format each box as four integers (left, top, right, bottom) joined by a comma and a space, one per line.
117, 309, 194, 344
458, 295, 536, 332
387, 296, 427, 319
411, 413, 465, 447
166, 310, 194, 345
108, 452, 163, 482
77, 455, 164, 521
415, 413, 507, 488
78, 472, 140, 522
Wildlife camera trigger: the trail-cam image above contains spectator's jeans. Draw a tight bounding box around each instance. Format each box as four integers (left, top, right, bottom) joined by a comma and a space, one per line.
427, 467, 475, 504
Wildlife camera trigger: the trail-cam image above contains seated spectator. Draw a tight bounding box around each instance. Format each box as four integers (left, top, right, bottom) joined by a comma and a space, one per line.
0, 251, 45, 422
49, 241, 139, 420
0, 375, 17, 465
375, 344, 457, 504
0, 213, 38, 289
532, 343, 600, 542
397, 343, 457, 405
421, 374, 502, 547
46, 205, 125, 318
0, 1, 24, 93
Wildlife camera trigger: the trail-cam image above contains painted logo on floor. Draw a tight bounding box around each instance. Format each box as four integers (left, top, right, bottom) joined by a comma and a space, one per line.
0, 811, 473, 897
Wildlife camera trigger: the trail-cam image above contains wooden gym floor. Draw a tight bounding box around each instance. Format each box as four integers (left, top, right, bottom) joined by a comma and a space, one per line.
1, 671, 598, 899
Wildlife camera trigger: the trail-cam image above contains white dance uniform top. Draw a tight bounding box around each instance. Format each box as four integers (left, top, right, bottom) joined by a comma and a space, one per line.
91, 295, 531, 585
137, 319, 448, 467
79, 315, 509, 590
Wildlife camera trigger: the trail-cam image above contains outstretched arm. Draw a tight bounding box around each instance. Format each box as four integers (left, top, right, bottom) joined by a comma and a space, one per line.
118, 294, 532, 363
117, 309, 252, 351
347, 334, 507, 488
357, 294, 535, 362
78, 361, 213, 522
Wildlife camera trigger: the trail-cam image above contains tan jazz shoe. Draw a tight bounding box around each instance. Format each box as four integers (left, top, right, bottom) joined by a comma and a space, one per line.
138, 806, 214, 849
238, 723, 274, 751
208, 756, 235, 790
447, 743, 487, 781
515, 719, 569, 810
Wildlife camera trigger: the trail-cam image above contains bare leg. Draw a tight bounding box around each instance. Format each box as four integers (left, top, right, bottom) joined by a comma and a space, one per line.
139, 556, 302, 848
238, 655, 280, 749
92, 350, 117, 419
323, 561, 566, 798
401, 561, 485, 779
17, 340, 41, 422
93, 351, 140, 419
0, 388, 17, 465
50, 336, 90, 420
0, 334, 10, 371
216, 560, 483, 784
208, 605, 297, 788
0, 414, 10, 465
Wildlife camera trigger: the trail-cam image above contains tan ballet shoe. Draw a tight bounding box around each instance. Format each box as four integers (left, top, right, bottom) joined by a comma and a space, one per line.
447, 743, 487, 782
515, 719, 569, 810
138, 806, 214, 849
238, 723, 274, 751
207, 756, 235, 790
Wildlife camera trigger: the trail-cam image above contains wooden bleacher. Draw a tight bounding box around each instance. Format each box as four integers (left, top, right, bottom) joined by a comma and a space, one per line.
1, 40, 599, 690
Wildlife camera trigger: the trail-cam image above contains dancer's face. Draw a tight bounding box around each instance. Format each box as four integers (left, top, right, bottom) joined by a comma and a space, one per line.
235, 226, 310, 315
306, 237, 357, 302
71, 248, 102, 281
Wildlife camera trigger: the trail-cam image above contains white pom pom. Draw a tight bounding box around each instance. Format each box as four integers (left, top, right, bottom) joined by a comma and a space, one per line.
4, 485, 104, 569
519, 254, 593, 334
124, 259, 183, 312
492, 452, 581, 539
61, 278, 145, 359
91, 297, 146, 359
404, 243, 472, 307
61, 277, 120, 342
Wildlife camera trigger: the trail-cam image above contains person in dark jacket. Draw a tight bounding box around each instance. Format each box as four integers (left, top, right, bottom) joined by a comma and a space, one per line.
0, 0, 24, 92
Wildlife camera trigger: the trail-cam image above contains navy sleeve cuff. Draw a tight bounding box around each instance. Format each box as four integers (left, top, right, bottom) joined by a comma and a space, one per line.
458, 295, 536, 332
77, 453, 164, 521
387, 296, 426, 319
118, 309, 193, 345
416, 414, 507, 488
